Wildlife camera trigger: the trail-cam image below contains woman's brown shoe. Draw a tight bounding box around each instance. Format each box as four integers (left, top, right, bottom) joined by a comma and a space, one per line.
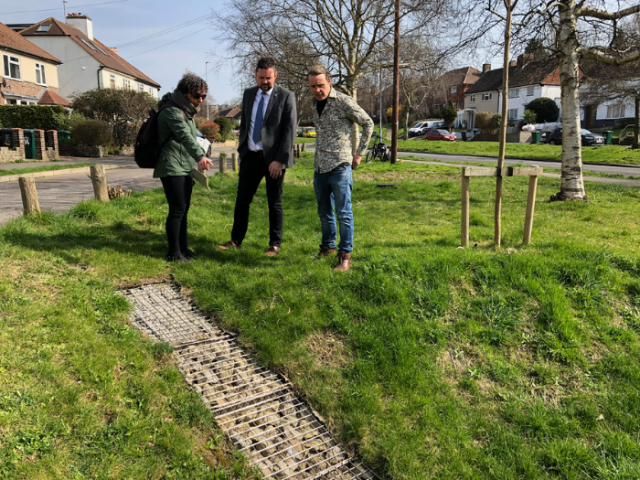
334, 251, 351, 272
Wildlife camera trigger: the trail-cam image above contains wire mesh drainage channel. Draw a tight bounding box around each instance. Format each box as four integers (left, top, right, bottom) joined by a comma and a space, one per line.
121, 283, 378, 480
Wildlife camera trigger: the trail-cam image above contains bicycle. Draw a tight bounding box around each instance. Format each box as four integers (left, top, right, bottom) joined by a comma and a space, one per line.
365, 132, 390, 163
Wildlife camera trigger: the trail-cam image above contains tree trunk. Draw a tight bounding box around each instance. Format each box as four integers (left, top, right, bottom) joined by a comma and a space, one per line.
554, 0, 587, 201
90, 165, 109, 202
404, 110, 410, 140
634, 96, 640, 150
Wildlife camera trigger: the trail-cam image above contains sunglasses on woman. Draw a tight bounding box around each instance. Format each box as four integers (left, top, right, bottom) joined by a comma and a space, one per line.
193, 93, 207, 100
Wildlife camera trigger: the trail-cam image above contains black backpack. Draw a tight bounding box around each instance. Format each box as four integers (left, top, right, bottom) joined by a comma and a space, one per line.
134, 101, 186, 168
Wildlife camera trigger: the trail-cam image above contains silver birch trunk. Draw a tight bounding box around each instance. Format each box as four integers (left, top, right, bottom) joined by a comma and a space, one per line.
556, 0, 587, 200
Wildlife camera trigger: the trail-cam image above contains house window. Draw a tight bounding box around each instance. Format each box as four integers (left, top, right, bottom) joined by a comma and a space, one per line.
123, 78, 131, 90
3, 55, 21, 80
110, 74, 116, 88
138, 83, 145, 93
507, 108, 518, 120
451, 86, 457, 93
482, 93, 492, 101
148, 87, 153, 95
35, 63, 46, 85
607, 104, 626, 118
527, 86, 534, 96
470, 95, 475, 102
453, 101, 457, 109
36, 24, 51, 32
508, 88, 519, 98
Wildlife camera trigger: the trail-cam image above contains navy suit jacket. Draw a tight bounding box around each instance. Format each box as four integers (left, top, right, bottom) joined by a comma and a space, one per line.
238, 84, 297, 169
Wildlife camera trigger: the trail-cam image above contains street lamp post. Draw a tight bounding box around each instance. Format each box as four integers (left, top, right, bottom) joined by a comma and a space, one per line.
205, 61, 210, 120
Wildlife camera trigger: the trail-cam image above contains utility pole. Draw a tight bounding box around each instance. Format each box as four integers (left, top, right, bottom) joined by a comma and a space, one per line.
205, 61, 210, 121
391, 0, 401, 164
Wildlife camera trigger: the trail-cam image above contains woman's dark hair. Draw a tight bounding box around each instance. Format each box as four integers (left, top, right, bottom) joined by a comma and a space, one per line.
256, 57, 277, 72
177, 72, 208, 97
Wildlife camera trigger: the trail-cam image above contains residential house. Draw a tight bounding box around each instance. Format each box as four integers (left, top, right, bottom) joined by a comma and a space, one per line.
0, 21, 70, 106
217, 106, 242, 126
424, 67, 481, 120
20, 14, 160, 99
463, 55, 564, 129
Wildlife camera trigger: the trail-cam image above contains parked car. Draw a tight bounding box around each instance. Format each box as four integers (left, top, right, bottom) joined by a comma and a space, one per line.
545, 127, 604, 146
408, 121, 429, 138
425, 129, 456, 141
301, 127, 317, 138
196, 129, 212, 156
297, 127, 304, 137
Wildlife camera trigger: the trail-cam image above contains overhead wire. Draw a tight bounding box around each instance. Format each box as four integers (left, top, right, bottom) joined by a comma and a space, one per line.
1, 0, 128, 16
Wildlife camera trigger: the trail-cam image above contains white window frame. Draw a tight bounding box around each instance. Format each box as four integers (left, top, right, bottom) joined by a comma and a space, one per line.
508, 88, 519, 98
123, 78, 131, 90
451, 85, 457, 93
607, 104, 626, 119
482, 93, 492, 101
470, 94, 475, 102
507, 108, 518, 120
527, 86, 534, 96
3, 55, 21, 80
138, 83, 144, 93
110, 74, 116, 89
148, 87, 154, 95
35, 63, 46, 85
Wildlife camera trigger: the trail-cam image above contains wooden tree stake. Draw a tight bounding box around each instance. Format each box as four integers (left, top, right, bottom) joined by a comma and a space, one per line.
19, 176, 41, 215
219, 153, 228, 173
523, 175, 539, 245
90, 165, 109, 202
301, 142, 306, 152
232, 152, 238, 172
461, 175, 470, 248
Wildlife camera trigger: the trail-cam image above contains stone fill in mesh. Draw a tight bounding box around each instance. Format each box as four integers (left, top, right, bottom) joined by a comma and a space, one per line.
122, 283, 377, 480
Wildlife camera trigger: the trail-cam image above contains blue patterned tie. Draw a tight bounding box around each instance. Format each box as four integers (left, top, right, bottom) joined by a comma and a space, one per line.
252, 92, 266, 145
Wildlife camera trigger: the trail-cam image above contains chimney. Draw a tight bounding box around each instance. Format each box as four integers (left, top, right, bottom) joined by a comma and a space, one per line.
517, 53, 534, 69
66, 13, 93, 40
109, 47, 119, 55
482, 63, 491, 73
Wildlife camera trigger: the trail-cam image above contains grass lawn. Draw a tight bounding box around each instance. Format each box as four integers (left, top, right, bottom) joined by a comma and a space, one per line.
2, 153, 640, 478
0, 163, 97, 177
294, 137, 316, 144
396, 139, 640, 165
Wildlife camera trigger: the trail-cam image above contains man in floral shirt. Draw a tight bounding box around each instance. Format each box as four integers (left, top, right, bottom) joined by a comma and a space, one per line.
308, 65, 373, 272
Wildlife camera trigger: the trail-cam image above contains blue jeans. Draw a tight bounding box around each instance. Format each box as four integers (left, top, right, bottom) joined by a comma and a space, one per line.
313, 165, 353, 253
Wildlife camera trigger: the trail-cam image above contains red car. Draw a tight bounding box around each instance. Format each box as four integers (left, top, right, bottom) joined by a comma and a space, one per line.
425, 129, 456, 141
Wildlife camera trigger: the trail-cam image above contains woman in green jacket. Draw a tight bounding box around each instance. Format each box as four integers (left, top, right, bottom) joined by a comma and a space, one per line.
154, 72, 213, 262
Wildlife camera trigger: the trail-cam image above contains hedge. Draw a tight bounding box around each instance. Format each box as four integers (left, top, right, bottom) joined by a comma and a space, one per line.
0, 105, 64, 131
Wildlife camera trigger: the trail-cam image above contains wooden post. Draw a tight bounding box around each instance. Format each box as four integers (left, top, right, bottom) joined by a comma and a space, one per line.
219, 153, 227, 173
461, 175, 470, 248
301, 142, 306, 152
90, 165, 109, 202
232, 152, 238, 172
523, 175, 539, 245
18, 176, 41, 215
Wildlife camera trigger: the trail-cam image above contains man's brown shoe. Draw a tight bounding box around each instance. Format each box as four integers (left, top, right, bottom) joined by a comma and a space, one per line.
265, 246, 280, 257
315, 246, 336, 259
218, 240, 239, 250
334, 251, 351, 272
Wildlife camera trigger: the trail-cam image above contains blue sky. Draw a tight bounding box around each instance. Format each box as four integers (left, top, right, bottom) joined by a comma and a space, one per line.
1, 0, 240, 103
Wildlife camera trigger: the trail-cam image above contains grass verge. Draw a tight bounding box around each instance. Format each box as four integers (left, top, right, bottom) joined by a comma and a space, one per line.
1, 153, 639, 479
395, 139, 640, 165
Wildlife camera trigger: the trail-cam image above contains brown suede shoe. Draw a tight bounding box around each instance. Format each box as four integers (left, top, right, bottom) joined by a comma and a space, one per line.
334, 251, 351, 272
218, 240, 240, 250
315, 246, 337, 259
265, 246, 280, 257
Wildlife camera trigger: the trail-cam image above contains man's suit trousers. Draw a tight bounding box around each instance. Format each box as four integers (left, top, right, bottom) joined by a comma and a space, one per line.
231, 150, 285, 247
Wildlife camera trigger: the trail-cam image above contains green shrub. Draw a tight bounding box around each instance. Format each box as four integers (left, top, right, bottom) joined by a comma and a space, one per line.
53, 110, 87, 131
71, 120, 112, 146
0, 105, 64, 130
475, 111, 493, 131
441, 99, 457, 130
490, 113, 503, 133
526, 97, 560, 123
214, 116, 233, 141
523, 109, 537, 125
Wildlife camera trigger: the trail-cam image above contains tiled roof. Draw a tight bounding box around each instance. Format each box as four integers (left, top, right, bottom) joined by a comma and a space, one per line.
0, 22, 61, 63
38, 89, 71, 106
219, 106, 241, 119
21, 18, 160, 88
466, 58, 561, 94
437, 66, 481, 87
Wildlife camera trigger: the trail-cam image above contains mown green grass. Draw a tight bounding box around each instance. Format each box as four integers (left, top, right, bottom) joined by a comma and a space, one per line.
294, 137, 316, 144
397, 139, 640, 165
0, 163, 96, 177
2, 153, 640, 479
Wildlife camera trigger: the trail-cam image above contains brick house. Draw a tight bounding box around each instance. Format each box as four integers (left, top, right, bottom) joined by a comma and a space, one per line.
0, 21, 70, 106
20, 14, 160, 99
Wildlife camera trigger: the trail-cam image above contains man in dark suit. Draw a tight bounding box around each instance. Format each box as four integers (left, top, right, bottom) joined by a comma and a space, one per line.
219, 57, 297, 256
